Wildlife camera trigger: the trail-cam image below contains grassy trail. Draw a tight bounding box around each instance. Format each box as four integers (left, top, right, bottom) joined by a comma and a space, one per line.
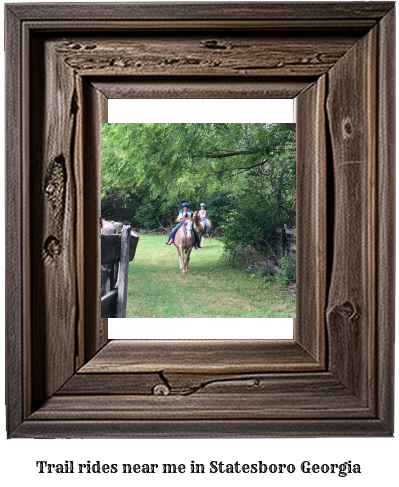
126, 234, 295, 318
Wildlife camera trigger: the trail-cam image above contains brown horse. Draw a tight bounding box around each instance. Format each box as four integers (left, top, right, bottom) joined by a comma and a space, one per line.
173, 214, 195, 274
193, 211, 212, 247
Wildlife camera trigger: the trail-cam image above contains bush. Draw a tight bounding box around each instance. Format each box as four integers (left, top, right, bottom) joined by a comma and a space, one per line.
101, 191, 136, 224
276, 253, 296, 283
220, 197, 282, 252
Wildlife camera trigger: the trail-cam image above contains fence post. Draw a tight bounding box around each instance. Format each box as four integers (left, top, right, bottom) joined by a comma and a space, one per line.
101, 223, 116, 296
116, 225, 131, 318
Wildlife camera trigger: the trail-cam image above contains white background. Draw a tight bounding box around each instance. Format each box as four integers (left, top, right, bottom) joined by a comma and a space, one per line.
1, 1, 397, 486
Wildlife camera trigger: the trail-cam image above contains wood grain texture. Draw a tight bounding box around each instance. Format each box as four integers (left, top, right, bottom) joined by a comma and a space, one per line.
101, 264, 118, 297
116, 225, 131, 318
94, 75, 323, 372
30, 36, 78, 408
376, 7, 395, 432
34, 370, 375, 423
27, 388, 373, 421
326, 26, 377, 406
82, 81, 109, 360
92, 79, 311, 100
80, 340, 322, 374
5, 6, 24, 436
61, 371, 351, 397
7, 2, 394, 22
13, 418, 391, 439
295, 76, 326, 364
54, 34, 360, 78
73, 67, 85, 371
101, 233, 139, 265
5, 2, 395, 438
58, 372, 163, 395
100, 290, 118, 319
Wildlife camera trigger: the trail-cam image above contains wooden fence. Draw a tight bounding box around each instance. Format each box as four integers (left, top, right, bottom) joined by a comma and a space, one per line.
101, 220, 139, 318
276, 224, 296, 254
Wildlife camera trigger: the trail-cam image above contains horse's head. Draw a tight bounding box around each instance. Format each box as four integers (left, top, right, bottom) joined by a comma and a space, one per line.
183, 213, 193, 229
182, 214, 194, 241
192, 211, 201, 225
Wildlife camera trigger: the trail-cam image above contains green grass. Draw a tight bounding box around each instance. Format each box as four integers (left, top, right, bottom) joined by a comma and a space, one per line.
126, 234, 296, 318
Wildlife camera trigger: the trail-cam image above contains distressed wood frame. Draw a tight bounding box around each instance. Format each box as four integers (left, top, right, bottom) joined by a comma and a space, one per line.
5, 2, 395, 438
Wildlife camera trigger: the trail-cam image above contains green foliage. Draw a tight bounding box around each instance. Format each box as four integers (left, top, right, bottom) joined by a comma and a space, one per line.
220, 196, 282, 252
101, 188, 176, 229
276, 253, 297, 283
101, 123, 296, 244
101, 191, 134, 223
132, 193, 166, 229
193, 191, 235, 227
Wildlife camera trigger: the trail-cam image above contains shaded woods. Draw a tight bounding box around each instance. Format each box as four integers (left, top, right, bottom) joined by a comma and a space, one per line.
101, 123, 296, 284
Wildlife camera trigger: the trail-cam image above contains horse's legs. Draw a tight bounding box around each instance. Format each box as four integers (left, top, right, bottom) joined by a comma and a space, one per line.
201, 235, 204, 247
182, 250, 187, 274
187, 248, 192, 272
209, 232, 211, 246
185, 249, 191, 273
178, 248, 183, 268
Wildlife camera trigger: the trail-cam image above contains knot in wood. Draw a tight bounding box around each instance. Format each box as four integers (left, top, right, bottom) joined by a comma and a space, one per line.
343, 119, 353, 137
44, 181, 56, 196
45, 156, 66, 212
328, 300, 358, 323
201, 39, 227, 50
83, 44, 97, 51
152, 383, 170, 396
44, 236, 61, 257
339, 301, 358, 321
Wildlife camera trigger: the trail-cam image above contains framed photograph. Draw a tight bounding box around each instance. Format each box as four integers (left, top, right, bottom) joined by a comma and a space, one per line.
5, 2, 395, 437
101, 112, 297, 339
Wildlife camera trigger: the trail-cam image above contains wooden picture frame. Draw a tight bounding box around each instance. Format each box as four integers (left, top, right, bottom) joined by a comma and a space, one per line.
5, 2, 395, 437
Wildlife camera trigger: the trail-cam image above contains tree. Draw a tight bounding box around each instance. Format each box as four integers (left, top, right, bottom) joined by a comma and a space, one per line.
101, 123, 296, 239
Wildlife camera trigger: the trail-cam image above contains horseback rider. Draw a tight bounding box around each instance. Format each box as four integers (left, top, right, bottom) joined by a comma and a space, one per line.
165, 201, 201, 249
198, 203, 210, 233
